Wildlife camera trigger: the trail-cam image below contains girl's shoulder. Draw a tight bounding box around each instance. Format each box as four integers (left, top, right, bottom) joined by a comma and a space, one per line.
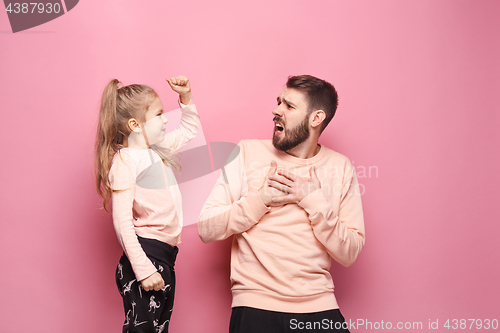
112, 148, 161, 174
112, 148, 151, 163
109, 149, 139, 186
112, 148, 133, 163
110, 149, 138, 173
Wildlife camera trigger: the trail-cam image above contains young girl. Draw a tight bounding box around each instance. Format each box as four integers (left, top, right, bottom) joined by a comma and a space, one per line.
94, 76, 199, 333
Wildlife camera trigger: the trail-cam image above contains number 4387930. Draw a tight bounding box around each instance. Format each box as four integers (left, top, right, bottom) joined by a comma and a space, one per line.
444, 319, 498, 330
5, 3, 62, 14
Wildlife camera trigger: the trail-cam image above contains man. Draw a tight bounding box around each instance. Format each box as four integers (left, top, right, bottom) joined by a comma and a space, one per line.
198, 75, 365, 333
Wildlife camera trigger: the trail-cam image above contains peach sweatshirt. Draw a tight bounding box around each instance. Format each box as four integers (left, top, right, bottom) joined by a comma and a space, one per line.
109, 104, 199, 281
198, 139, 365, 313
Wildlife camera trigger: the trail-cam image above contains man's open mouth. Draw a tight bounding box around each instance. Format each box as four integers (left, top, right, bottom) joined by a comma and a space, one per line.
274, 122, 284, 135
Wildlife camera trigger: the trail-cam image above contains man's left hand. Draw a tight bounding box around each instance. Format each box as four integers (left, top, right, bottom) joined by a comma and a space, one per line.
268, 166, 321, 205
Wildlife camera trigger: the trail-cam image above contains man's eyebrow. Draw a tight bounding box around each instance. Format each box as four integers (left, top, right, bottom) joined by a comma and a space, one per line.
283, 98, 296, 108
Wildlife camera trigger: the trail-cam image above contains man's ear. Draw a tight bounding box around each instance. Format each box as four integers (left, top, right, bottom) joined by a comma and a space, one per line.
309, 110, 326, 129
127, 118, 141, 133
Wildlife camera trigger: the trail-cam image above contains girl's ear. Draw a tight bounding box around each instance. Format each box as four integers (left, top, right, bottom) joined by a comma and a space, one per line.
127, 118, 141, 132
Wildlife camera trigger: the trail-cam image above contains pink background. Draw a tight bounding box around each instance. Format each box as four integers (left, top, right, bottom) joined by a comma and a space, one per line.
1, 0, 499, 332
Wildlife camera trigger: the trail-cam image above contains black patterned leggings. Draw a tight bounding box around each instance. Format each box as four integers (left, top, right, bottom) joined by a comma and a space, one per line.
115, 236, 178, 333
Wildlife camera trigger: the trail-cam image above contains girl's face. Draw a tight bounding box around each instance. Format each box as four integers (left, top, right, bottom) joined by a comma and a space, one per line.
143, 97, 168, 145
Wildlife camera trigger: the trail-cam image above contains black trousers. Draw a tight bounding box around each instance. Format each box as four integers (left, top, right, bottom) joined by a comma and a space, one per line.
115, 236, 178, 333
230, 306, 351, 333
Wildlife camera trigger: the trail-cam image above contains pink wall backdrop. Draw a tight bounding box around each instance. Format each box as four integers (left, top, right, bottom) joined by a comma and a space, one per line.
1, 0, 499, 332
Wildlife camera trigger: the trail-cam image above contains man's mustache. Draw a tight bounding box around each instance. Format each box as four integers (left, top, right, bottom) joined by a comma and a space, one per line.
273, 117, 284, 127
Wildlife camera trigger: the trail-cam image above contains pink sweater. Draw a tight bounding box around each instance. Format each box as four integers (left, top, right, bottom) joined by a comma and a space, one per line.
198, 140, 365, 313
109, 104, 199, 281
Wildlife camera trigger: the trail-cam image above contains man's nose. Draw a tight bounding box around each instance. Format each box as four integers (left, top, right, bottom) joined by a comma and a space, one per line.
272, 105, 282, 117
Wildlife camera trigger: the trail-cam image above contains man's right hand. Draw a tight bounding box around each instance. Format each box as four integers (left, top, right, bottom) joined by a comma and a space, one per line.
141, 272, 165, 291
259, 160, 286, 206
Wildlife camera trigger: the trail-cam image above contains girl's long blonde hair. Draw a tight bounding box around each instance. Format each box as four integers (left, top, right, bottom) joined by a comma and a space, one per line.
94, 79, 178, 212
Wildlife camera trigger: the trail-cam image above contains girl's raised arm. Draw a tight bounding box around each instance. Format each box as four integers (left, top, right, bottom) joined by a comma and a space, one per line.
154, 76, 200, 153
167, 75, 192, 106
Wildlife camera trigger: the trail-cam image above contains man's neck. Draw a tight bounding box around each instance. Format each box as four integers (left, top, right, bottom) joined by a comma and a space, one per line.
284, 136, 321, 159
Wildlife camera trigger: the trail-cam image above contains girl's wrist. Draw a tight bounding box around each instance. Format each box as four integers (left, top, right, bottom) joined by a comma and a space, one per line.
179, 91, 193, 105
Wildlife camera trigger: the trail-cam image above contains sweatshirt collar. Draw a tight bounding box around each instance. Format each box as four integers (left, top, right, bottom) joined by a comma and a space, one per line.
275, 144, 326, 165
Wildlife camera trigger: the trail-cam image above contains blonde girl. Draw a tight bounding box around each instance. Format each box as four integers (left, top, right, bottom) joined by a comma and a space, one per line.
94, 76, 199, 333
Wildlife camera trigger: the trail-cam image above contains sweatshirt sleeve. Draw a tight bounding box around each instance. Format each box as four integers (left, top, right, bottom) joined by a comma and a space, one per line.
109, 152, 157, 281
298, 162, 365, 267
154, 104, 200, 153
197, 143, 270, 243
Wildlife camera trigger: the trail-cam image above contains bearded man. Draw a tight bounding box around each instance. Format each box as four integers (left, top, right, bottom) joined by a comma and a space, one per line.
198, 75, 365, 333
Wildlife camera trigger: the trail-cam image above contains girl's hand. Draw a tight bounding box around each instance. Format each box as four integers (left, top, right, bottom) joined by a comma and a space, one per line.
167, 75, 192, 105
140, 272, 165, 291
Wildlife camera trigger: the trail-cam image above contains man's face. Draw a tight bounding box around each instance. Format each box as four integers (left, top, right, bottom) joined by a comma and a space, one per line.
272, 87, 311, 151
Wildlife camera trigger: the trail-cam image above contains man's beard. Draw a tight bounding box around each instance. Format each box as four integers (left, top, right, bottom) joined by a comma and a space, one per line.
272, 116, 310, 151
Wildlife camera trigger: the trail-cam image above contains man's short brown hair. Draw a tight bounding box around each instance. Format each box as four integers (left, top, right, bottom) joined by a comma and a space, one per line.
286, 75, 338, 133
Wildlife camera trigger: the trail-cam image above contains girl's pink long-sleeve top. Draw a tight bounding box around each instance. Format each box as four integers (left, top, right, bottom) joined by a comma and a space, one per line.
109, 104, 199, 282
198, 139, 365, 313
